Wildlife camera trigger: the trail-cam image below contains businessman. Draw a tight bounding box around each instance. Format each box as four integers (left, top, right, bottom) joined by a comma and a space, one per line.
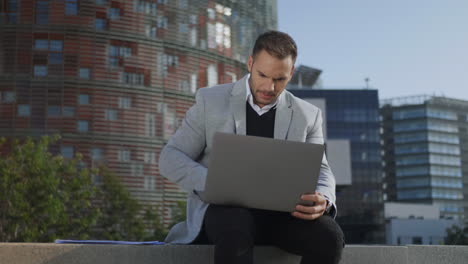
159, 30, 344, 264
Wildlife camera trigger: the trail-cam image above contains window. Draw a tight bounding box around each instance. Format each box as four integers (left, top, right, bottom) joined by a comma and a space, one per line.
63, 106, 75, 117
65, 0, 78, 15
50, 40, 63, 51
49, 53, 63, 64
90, 148, 103, 160
145, 113, 155, 137
123, 72, 145, 85
17, 105, 30, 117
77, 120, 89, 132
78, 94, 89, 105
34, 39, 49, 50
1, 91, 15, 103
156, 16, 168, 28
2, 0, 18, 24
135, 1, 157, 15
36, 1, 49, 24
179, 23, 188, 33
109, 8, 120, 20
131, 163, 144, 176
61, 146, 74, 158
95, 18, 106, 30
118, 149, 130, 162
145, 24, 157, 38
144, 151, 156, 164
34, 65, 48, 77
144, 176, 156, 190
108, 44, 133, 67
118, 97, 131, 109
79, 68, 90, 79
47, 106, 61, 117
190, 73, 197, 94
105, 109, 117, 121
95, 0, 107, 5
207, 64, 217, 87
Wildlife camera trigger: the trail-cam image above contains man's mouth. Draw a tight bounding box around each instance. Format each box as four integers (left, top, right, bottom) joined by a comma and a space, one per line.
258, 92, 275, 100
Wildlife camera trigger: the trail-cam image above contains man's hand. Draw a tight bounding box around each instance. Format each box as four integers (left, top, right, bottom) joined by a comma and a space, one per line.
291, 192, 327, 220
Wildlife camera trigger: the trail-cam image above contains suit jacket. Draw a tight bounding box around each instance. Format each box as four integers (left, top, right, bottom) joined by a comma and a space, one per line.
159, 74, 337, 244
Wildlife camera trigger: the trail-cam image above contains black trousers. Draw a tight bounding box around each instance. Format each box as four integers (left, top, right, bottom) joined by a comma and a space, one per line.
192, 204, 345, 264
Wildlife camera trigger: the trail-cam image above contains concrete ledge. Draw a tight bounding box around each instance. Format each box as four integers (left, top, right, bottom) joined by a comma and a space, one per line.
0, 243, 467, 264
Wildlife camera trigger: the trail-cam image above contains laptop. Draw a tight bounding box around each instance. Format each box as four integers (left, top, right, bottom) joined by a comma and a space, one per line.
201, 132, 325, 212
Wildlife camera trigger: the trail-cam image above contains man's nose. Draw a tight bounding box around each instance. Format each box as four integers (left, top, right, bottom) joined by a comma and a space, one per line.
266, 78, 275, 92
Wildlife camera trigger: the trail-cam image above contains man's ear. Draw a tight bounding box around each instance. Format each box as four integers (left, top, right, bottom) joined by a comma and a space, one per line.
247, 55, 253, 73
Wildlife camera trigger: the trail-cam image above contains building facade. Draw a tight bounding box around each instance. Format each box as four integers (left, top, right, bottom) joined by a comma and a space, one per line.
384, 202, 459, 245
289, 88, 384, 244
381, 95, 468, 220
0, 0, 277, 223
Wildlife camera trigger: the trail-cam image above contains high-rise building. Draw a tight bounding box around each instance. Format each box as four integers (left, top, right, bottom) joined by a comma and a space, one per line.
381, 95, 468, 220
289, 87, 384, 244
0, 0, 277, 223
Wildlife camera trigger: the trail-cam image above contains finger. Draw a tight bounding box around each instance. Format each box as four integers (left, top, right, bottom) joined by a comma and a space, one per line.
291, 210, 323, 220
301, 193, 326, 203
295, 204, 324, 214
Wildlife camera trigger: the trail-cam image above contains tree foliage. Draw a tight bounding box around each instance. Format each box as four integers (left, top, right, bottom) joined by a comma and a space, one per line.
0, 135, 185, 242
445, 223, 468, 245
0, 135, 98, 242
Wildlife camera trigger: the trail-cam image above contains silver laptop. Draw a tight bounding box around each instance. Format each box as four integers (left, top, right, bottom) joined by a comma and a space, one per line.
201, 132, 324, 212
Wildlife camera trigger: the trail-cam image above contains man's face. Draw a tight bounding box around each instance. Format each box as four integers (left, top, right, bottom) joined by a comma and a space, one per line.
247, 50, 295, 108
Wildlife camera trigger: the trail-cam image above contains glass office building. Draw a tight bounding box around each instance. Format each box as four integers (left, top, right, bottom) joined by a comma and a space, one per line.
0, 0, 277, 223
289, 88, 384, 244
381, 95, 467, 220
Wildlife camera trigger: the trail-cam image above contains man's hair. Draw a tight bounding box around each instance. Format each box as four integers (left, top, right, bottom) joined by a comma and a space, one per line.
252, 30, 297, 61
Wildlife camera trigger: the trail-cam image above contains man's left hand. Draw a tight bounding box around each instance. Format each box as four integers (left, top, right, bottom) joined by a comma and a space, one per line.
291, 192, 327, 220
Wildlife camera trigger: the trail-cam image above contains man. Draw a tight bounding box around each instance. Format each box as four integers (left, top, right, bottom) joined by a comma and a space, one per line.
159, 31, 344, 264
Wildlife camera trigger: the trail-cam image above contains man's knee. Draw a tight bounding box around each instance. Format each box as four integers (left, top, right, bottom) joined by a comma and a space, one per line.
287, 215, 345, 256
204, 205, 256, 243
304, 216, 345, 254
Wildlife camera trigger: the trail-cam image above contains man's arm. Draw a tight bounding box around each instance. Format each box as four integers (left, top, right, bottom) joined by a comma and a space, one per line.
299, 108, 338, 218
158, 90, 207, 193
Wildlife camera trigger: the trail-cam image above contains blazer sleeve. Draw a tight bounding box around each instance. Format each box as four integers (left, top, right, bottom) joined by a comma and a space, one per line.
306, 108, 338, 218
158, 90, 207, 193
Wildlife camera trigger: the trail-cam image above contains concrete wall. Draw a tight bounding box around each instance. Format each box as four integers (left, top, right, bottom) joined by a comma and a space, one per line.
1, 244, 467, 264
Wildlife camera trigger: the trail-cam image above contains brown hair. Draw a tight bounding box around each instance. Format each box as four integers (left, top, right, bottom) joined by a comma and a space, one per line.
252, 30, 297, 61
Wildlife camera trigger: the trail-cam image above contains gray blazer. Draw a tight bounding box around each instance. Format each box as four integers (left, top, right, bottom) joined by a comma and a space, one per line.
159, 74, 336, 244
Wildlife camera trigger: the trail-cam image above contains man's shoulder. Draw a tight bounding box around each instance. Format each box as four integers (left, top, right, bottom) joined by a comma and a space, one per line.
284, 90, 321, 114
197, 82, 235, 99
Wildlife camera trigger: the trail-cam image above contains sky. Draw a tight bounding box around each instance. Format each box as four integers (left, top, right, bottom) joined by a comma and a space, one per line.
278, 0, 468, 101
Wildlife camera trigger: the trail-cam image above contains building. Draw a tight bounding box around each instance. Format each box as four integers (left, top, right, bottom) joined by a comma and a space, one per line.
289, 76, 384, 243
384, 202, 459, 245
0, 0, 277, 223
381, 95, 468, 220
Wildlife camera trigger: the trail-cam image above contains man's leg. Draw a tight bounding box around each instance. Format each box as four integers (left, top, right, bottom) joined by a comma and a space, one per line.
271, 213, 345, 264
203, 204, 256, 264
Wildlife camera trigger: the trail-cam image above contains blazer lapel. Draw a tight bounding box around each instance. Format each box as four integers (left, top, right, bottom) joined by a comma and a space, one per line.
274, 92, 293, 140
230, 75, 248, 135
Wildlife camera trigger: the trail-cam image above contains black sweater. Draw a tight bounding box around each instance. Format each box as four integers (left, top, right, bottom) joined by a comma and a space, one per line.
246, 102, 276, 138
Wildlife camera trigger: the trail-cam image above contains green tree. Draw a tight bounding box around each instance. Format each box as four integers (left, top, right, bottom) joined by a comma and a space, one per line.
445, 223, 468, 245
0, 135, 185, 242
170, 201, 187, 228
0, 135, 99, 242
91, 166, 146, 240
143, 205, 169, 241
